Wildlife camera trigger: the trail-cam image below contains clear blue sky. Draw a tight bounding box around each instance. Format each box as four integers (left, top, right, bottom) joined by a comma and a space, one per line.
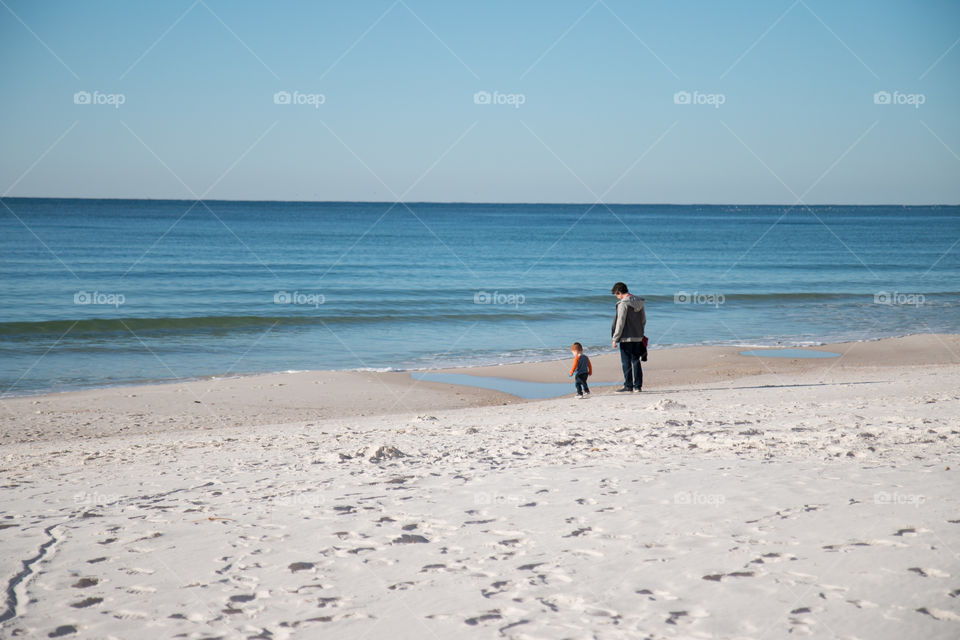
1, 0, 958, 203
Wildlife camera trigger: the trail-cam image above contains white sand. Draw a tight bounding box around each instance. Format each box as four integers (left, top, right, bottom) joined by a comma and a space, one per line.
1, 361, 958, 639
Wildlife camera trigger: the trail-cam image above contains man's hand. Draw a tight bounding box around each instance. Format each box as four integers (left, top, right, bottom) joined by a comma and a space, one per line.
611, 340, 617, 348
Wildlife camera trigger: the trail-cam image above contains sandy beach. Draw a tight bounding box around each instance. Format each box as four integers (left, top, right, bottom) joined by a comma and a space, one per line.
1, 334, 959, 638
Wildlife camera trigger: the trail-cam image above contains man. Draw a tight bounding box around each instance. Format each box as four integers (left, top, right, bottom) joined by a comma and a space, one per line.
610, 282, 646, 393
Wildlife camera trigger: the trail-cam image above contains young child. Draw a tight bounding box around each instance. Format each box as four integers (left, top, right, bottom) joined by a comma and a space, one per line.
568, 342, 592, 398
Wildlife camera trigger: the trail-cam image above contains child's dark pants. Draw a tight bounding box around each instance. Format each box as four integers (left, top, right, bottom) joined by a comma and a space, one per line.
575, 373, 589, 395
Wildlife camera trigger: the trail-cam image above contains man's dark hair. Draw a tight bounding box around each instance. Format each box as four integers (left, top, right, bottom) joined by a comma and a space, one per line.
611, 282, 629, 295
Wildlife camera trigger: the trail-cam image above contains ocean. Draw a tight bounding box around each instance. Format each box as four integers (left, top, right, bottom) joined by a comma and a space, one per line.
1, 198, 958, 395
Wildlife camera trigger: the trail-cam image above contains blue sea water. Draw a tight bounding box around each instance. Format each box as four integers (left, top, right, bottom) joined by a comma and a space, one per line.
1, 199, 958, 395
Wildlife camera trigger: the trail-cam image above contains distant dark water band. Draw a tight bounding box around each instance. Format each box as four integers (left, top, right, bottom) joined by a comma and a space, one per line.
0, 291, 956, 338
0, 313, 555, 338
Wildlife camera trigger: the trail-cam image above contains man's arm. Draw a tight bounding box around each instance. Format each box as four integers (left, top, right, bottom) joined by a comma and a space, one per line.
611, 301, 627, 343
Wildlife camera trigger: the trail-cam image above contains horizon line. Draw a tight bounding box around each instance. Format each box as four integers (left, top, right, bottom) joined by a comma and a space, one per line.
2, 196, 959, 207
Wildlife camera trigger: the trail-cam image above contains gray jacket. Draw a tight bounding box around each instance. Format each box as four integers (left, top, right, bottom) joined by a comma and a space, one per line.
611, 294, 646, 343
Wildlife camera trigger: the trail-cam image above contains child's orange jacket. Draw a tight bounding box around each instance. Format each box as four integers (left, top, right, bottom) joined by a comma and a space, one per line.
569, 353, 592, 377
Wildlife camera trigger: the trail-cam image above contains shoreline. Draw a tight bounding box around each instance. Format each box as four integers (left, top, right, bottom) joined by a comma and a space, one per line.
3, 333, 958, 445
3, 330, 956, 400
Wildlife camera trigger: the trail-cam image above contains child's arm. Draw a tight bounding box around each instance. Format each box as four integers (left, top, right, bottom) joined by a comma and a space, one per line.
587, 357, 593, 376
569, 354, 580, 377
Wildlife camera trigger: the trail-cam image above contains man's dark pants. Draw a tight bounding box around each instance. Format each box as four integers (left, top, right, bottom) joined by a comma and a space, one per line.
619, 341, 644, 390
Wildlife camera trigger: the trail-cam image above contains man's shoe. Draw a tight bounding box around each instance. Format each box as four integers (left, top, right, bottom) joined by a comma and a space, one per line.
615, 387, 633, 393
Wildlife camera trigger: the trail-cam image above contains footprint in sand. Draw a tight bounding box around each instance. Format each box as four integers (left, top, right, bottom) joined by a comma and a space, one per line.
111, 610, 148, 620
71, 577, 99, 588
229, 594, 256, 603
47, 625, 78, 637
126, 546, 155, 554
665, 610, 688, 625
125, 585, 156, 594
347, 546, 376, 555
847, 599, 879, 609
916, 607, 960, 621
388, 581, 416, 591
750, 552, 795, 565
464, 610, 502, 626
909, 567, 950, 578
480, 581, 510, 598
392, 534, 429, 544
70, 597, 103, 608
702, 571, 755, 582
